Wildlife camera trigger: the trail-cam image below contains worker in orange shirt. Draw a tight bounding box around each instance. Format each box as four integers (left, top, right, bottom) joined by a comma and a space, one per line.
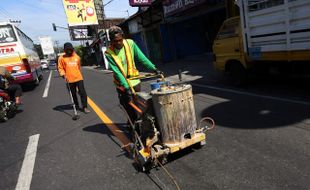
58, 42, 90, 113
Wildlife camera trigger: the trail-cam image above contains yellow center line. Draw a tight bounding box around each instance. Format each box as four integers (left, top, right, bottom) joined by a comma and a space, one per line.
87, 97, 132, 153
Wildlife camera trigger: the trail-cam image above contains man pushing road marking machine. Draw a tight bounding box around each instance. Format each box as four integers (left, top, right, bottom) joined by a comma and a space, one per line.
105, 26, 215, 171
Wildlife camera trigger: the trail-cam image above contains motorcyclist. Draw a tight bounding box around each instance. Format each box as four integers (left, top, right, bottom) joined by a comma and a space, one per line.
0, 66, 22, 105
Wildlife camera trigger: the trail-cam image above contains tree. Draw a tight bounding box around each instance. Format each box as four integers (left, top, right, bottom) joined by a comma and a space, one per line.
75, 45, 96, 66
74, 45, 84, 58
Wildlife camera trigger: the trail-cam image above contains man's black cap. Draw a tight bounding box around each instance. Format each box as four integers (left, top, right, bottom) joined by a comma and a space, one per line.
64, 42, 74, 50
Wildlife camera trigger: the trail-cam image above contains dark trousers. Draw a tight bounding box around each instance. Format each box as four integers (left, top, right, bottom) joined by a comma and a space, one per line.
69, 80, 88, 108
117, 84, 141, 123
7, 84, 22, 101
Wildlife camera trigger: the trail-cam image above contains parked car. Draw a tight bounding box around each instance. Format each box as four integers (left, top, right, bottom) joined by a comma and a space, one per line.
41, 61, 49, 70
49, 60, 56, 70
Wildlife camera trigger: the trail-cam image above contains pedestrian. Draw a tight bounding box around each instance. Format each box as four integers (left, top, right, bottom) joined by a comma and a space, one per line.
58, 42, 90, 114
105, 26, 162, 123
0, 66, 22, 105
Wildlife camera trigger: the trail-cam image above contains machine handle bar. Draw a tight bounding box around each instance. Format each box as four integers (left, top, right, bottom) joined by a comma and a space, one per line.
128, 73, 164, 80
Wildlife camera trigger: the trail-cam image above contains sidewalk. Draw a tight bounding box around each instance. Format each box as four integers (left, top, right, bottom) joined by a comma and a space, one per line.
83, 52, 222, 85
157, 53, 222, 85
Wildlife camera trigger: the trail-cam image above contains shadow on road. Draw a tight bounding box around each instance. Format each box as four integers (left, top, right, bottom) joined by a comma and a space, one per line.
196, 87, 310, 129
82, 123, 203, 176
21, 84, 36, 92
53, 104, 74, 117
83, 123, 132, 158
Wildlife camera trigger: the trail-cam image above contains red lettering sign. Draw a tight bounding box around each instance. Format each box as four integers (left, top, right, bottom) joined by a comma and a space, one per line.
0, 48, 14, 54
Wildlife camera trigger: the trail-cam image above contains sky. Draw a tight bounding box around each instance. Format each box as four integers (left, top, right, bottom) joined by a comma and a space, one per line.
0, 0, 138, 46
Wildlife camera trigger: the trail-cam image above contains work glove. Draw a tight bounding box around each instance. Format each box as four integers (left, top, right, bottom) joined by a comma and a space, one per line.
154, 69, 163, 76
125, 89, 133, 103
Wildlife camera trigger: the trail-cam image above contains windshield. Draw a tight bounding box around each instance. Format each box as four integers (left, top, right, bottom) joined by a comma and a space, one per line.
0, 25, 17, 43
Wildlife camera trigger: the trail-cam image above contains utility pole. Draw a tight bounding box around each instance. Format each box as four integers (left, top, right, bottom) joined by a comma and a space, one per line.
55, 40, 60, 54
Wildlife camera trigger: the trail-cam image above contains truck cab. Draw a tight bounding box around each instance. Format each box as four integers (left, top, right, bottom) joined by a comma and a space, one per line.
213, 0, 310, 85
213, 17, 247, 85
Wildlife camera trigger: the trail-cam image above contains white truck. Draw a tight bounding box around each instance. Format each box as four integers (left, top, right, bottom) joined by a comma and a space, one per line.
213, 0, 310, 85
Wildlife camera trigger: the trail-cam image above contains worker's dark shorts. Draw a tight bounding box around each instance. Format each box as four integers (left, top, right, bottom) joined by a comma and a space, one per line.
116, 84, 141, 122
7, 84, 22, 100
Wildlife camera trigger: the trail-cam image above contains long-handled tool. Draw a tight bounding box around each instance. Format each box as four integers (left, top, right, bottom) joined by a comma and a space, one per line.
66, 82, 80, 120
128, 73, 164, 81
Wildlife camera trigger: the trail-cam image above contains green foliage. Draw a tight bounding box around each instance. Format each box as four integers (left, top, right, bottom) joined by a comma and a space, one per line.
74, 45, 96, 66
74, 45, 84, 58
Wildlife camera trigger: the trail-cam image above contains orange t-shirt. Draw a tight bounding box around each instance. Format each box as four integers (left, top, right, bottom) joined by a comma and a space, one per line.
58, 52, 83, 83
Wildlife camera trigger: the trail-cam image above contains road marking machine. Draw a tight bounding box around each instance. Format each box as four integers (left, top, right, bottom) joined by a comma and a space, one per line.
122, 74, 215, 171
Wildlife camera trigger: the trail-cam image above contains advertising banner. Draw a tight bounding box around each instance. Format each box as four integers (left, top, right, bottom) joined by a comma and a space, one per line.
129, 0, 152, 7
39, 36, 55, 55
69, 26, 92, 41
63, 0, 98, 26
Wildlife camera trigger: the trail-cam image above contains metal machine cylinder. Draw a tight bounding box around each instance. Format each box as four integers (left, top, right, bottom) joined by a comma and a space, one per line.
151, 84, 197, 144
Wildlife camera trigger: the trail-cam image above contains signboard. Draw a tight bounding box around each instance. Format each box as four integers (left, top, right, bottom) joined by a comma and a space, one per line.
39, 36, 55, 55
0, 25, 17, 43
129, 0, 152, 7
63, 0, 98, 26
249, 47, 262, 60
69, 26, 92, 41
163, 0, 207, 17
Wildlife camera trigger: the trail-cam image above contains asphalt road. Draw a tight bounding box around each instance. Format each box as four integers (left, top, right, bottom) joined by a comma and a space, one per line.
0, 68, 309, 190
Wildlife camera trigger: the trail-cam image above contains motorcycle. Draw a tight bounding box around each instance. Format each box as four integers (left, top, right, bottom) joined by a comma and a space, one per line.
0, 89, 17, 122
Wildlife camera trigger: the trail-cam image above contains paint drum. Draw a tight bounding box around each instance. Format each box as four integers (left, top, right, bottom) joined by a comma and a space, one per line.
151, 84, 197, 144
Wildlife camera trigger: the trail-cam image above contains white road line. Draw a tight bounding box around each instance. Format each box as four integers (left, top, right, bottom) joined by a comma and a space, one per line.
42, 71, 52, 98
192, 83, 310, 106
15, 134, 40, 190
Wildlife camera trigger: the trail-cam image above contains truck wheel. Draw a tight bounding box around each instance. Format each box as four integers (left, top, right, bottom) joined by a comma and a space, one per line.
230, 62, 247, 86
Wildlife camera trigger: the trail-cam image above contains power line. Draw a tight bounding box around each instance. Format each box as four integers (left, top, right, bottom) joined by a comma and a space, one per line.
0, 6, 10, 18
0, 11, 8, 18
0, 6, 11, 16
104, 0, 116, 7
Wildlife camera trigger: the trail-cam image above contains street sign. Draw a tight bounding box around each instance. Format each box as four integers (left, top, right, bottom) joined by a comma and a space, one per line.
62, 0, 98, 26
129, 0, 152, 7
39, 36, 55, 55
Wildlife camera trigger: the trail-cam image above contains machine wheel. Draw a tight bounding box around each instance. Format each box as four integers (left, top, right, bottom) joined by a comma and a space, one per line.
192, 141, 204, 149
